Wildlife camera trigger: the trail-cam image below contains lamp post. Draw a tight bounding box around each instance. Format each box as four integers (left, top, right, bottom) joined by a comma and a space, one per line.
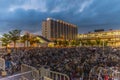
102, 40, 104, 55
115, 32, 117, 47
79, 41, 81, 47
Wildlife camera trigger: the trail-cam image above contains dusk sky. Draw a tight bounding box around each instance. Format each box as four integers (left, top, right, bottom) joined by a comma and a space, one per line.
0, 0, 120, 35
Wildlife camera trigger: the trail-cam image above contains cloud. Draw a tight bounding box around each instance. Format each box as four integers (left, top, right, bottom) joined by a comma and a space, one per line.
9, 0, 47, 12
50, 6, 66, 13
48, 0, 94, 13
0, 0, 120, 34
78, 0, 93, 13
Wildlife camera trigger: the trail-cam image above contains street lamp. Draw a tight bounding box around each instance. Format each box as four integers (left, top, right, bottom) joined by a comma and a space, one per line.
102, 40, 104, 55
80, 41, 82, 47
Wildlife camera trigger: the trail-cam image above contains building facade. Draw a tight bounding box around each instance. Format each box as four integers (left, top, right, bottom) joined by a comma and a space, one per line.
78, 30, 120, 47
42, 18, 78, 41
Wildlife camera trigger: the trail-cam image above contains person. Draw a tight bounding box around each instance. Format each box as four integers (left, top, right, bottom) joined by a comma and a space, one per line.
104, 74, 109, 80
1, 47, 119, 79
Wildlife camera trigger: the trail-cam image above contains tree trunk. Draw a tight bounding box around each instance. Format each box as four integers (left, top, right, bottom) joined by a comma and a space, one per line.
24, 42, 25, 48
14, 41, 16, 48
27, 40, 29, 47
6, 46, 8, 53
13, 41, 17, 53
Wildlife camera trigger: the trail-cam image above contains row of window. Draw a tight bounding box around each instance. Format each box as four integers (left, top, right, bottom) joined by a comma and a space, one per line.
79, 31, 120, 38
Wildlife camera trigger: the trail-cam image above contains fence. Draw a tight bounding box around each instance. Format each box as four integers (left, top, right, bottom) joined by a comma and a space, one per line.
0, 71, 33, 80
21, 64, 70, 80
39, 67, 70, 80
112, 71, 120, 79
49, 70, 70, 80
111, 67, 120, 79
21, 64, 40, 80
89, 66, 120, 80
0, 64, 39, 80
0, 64, 70, 80
44, 76, 53, 80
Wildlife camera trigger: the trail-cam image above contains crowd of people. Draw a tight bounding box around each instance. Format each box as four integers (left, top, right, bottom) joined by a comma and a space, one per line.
1, 47, 120, 80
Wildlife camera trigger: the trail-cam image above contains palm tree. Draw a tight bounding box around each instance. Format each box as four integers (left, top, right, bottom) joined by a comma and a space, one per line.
104, 41, 108, 46
96, 39, 101, 46
58, 40, 62, 46
79, 39, 85, 46
54, 40, 57, 46
20, 35, 28, 47
20, 33, 30, 47
9, 29, 21, 48
36, 39, 41, 47
86, 40, 92, 46
1, 33, 11, 50
71, 40, 76, 46
34, 37, 41, 47
25, 33, 30, 47
75, 40, 80, 46
29, 36, 40, 47
29, 36, 35, 47
63, 40, 69, 46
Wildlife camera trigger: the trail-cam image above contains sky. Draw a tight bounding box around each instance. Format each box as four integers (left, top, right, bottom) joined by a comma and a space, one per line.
0, 0, 120, 35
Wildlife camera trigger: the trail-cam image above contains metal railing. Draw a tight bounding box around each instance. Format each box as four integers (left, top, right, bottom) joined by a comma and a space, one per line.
21, 64, 40, 80
49, 70, 70, 80
110, 67, 120, 79
112, 71, 120, 79
89, 66, 120, 80
0, 71, 33, 80
0, 64, 70, 80
44, 76, 53, 80
39, 67, 70, 80
21, 64, 70, 80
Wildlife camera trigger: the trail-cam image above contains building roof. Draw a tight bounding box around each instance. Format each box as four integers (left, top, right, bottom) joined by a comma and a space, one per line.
37, 35, 51, 42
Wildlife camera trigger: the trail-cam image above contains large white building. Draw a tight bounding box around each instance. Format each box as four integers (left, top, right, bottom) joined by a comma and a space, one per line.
42, 18, 78, 41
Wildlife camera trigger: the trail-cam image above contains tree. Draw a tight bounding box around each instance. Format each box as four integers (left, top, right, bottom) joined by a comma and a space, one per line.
79, 39, 85, 46
29, 36, 35, 47
58, 40, 62, 46
104, 41, 108, 46
54, 40, 57, 46
21, 35, 28, 47
75, 40, 80, 46
86, 40, 92, 46
96, 39, 101, 46
71, 40, 76, 46
20, 33, 30, 47
9, 29, 21, 48
63, 40, 69, 46
1, 33, 11, 49
34, 37, 41, 47
29, 36, 40, 47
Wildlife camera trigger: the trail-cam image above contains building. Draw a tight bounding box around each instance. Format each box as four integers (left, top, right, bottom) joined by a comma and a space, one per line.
42, 18, 78, 41
78, 29, 120, 47
0, 33, 54, 48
